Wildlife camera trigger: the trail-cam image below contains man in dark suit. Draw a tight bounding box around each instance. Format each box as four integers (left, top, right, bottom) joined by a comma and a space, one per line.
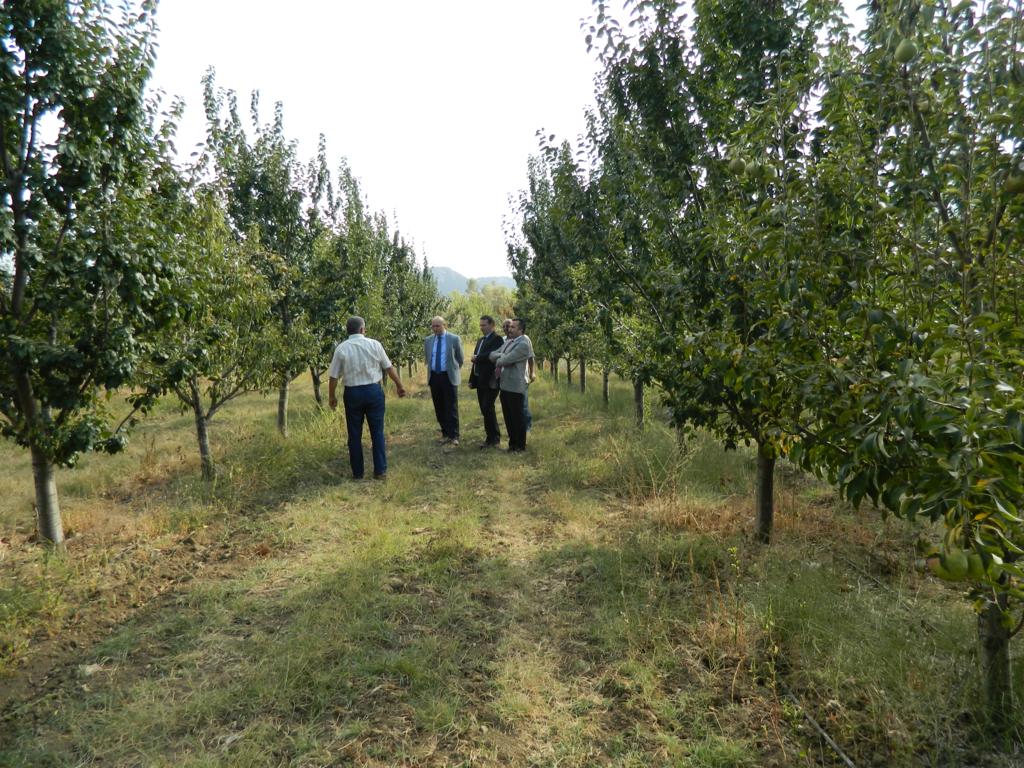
424, 316, 464, 446
468, 315, 504, 448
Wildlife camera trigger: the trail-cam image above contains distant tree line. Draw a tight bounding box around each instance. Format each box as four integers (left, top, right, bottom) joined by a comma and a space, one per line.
443, 281, 516, 340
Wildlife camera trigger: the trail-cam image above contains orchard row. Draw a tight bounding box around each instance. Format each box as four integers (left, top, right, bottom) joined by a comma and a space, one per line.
506, 0, 1024, 731
1, 8, 443, 545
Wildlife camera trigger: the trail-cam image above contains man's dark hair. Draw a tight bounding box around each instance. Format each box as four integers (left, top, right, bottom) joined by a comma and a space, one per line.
346, 316, 365, 335
512, 318, 526, 332
480, 315, 495, 326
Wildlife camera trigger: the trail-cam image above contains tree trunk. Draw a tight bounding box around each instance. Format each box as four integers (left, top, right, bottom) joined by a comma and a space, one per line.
633, 379, 644, 429
190, 382, 215, 481
978, 591, 1013, 738
755, 446, 775, 544
311, 366, 323, 408
602, 369, 610, 406
408, 360, 414, 379
277, 375, 289, 437
14, 365, 63, 545
579, 358, 586, 393
31, 445, 63, 546
567, 362, 573, 387
552, 356, 559, 383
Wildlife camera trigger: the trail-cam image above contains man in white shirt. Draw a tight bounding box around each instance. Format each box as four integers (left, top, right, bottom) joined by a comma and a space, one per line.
328, 316, 406, 479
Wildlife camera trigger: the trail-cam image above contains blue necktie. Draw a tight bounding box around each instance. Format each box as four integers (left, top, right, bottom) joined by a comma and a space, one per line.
433, 335, 443, 372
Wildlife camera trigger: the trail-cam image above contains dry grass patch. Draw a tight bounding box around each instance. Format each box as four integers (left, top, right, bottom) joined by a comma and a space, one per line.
636, 494, 750, 538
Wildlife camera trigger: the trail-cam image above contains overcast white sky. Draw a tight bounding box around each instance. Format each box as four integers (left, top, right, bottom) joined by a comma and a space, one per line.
148, 1, 610, 278
148, 2, 864, 280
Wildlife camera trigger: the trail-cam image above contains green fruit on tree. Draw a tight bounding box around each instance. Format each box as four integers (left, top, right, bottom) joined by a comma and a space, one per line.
940, 548, 969, 581
915, 97, 931, 114
928, 557, 954, 580
745, 161, 761, 179
728, 157, 746, 175
895, 38, 918, 64
967, 552, 985, 580
1005, 174, 1024, 194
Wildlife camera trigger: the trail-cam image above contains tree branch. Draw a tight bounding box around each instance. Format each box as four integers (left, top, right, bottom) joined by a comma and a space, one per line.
206, 380, 252, 421
18, 61, 35, 179
111, 400, 146, 437
0, 121, 12, 181
908, 81, 969, 264
602, 245, 668, 331
782, 686, 859, 768
1010, 608, 1024, 640
19, 101, 41, 182
0, 400, 18, 429
172, 383, 196, 410
983, 154, 1018, 255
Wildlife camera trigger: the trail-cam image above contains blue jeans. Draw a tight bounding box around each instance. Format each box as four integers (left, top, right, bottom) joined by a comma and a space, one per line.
343, 384, 386, 478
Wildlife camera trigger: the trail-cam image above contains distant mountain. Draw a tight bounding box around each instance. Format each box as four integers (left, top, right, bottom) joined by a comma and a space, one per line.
429, 266, 516, 295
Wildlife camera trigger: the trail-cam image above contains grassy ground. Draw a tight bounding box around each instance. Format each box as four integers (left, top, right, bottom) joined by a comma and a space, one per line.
1, 371, 1021, 766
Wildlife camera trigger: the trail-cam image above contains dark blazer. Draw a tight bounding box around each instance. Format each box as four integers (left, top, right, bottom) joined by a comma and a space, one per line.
468, 332, 503, 390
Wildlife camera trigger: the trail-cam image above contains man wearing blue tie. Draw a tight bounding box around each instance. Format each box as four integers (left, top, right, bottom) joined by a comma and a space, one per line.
424, 316, 464, 447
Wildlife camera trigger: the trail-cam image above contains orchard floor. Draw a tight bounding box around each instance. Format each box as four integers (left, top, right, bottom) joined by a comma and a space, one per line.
1, 372, 1021, 767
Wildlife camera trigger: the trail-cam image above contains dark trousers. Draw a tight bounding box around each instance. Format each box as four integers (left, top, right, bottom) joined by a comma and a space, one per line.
477, 385, 501, 445
429, 371, 459, 439
343, 383, 386, 478
500, 389, 526, 451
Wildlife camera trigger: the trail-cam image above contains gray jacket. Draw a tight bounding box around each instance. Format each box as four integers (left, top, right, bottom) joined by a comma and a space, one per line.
489, 335, 534, 394
424, 331, 464, 385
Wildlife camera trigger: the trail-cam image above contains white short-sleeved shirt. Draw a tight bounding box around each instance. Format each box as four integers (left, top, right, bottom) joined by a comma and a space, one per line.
328, 334, 392, 386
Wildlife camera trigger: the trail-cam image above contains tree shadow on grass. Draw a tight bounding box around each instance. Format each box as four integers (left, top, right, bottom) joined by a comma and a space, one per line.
1, 537, 517, 765
1, 526, 763, 767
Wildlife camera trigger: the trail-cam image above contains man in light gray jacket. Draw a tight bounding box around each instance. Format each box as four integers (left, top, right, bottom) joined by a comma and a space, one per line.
490, 318, 534, 452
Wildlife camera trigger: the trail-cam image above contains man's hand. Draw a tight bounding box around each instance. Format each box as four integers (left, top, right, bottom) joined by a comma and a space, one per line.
328, 377, 340, 411
385, 367, 405, 397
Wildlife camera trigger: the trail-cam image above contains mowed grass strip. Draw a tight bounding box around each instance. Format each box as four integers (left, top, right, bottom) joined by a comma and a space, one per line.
1, 372, 1021, 766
